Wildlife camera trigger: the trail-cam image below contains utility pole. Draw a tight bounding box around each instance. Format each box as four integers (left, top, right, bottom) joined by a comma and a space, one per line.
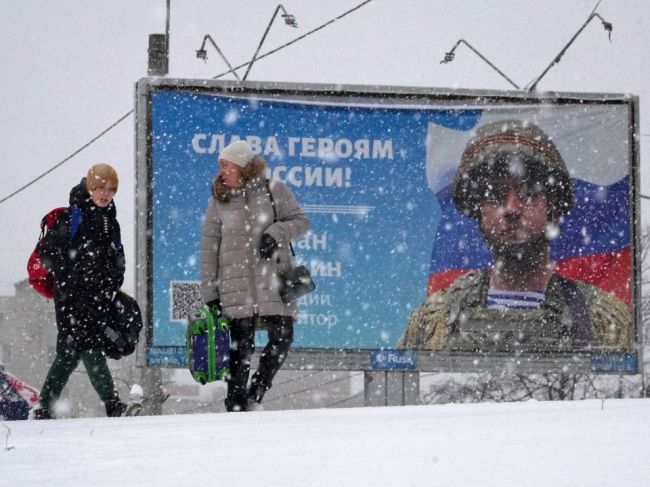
147, 0, 170, 76
141, 0, 171, 415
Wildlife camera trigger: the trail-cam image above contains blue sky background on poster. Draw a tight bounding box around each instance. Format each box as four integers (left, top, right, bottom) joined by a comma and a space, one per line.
147, 87, 439, 348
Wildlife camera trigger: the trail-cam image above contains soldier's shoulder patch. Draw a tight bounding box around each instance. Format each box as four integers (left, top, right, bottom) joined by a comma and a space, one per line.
449, 270, 482, 291
577, 281, 633, 349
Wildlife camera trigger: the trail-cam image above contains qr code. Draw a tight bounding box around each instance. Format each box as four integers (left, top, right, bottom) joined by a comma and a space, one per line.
170, 281, 202, 321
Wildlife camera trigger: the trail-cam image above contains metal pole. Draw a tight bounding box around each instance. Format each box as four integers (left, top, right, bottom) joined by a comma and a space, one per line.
459, 40, 520, 90
441, 39, 519, 90
166, 0, 170, 70
141, 366, 165, 415
201, 35, 241, 80
528, 12, 610, 91
243, 5, 281, 81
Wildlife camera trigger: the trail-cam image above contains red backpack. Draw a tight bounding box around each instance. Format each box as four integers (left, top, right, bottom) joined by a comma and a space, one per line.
27, 206, 82, 299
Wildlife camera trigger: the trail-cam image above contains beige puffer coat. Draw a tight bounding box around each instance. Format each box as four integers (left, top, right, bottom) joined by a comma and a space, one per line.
200, 174, 309, 319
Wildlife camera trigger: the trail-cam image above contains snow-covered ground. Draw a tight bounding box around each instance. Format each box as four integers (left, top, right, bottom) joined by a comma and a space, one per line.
2, 399, 649, 487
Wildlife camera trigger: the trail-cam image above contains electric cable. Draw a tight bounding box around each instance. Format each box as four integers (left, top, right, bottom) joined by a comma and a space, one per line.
0, 110, 133, 205
211, 0, 375, 80
0, 0, 376, 206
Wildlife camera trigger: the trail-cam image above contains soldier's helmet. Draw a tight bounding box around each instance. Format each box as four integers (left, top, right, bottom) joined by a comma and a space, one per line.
452, 119, 574, 219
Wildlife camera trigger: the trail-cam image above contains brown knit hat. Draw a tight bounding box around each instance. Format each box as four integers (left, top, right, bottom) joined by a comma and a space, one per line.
452, 119, 574, 219
87, 163, 119, 192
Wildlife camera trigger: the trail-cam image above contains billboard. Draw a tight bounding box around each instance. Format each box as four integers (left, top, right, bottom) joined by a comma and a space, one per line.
135, 79, 640, 373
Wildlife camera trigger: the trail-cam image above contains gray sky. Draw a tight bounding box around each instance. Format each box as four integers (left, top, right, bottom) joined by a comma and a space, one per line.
1, 0, 648, 295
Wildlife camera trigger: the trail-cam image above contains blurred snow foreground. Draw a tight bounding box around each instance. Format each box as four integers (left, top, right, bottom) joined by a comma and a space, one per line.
2, 399, 650, 487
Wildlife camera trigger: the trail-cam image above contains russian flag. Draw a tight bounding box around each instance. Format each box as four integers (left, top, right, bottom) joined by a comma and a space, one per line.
425, 105, 633, 307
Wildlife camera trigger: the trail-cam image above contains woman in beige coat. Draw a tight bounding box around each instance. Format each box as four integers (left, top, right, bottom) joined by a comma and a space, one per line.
200, 140, 309, 412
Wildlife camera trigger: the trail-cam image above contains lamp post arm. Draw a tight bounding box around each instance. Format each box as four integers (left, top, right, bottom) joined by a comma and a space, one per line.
459, 40, 520, 90
441, 39, 520, 90
243, 5, 282, 81
528, 12, 611, 91
202, 34, 241, 80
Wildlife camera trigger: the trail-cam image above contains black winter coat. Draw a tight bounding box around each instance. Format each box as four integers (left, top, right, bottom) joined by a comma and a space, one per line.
38, 178, 125, 354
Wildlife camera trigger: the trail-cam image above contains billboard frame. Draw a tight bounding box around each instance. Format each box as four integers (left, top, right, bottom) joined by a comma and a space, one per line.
134, 77, 642, 375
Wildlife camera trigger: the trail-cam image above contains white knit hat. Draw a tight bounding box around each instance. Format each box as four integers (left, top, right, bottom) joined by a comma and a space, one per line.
218, 140, 254, 168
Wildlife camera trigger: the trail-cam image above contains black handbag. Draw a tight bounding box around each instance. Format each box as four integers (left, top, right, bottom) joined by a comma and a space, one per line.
103, 291, 143, 360
266, 180, 316, 303
279, 263, 316, 303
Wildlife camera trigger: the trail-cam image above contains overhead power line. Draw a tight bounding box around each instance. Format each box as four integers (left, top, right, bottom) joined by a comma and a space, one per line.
0, 0, 375, 207
212, 0, 375, 80
0, 111, 133, 205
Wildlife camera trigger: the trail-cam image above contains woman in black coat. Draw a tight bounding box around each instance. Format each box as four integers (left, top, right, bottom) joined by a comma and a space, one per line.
34, 163, 127, 419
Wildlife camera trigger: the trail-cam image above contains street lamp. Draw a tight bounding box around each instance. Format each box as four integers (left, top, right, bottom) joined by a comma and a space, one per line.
527, 12, 613, 91
195, 34, 241, 80
243, 4, 299, 81
441, 39, 520, 90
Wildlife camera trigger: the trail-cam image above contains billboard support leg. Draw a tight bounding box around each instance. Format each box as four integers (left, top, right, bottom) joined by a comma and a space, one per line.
141, 366, 165, 415
364, 370, 419, 407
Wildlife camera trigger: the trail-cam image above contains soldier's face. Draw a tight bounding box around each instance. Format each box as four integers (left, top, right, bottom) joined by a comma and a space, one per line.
479, 178, 548, 247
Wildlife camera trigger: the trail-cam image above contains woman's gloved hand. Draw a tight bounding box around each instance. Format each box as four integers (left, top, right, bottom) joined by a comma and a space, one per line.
259, 233, 279, 260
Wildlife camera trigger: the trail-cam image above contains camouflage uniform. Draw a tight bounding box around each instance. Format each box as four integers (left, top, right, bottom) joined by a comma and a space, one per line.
398, 270, 633, 352
399, 120, 634, 353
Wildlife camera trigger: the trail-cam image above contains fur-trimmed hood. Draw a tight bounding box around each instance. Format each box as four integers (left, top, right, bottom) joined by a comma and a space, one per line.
211, 157, 267, 202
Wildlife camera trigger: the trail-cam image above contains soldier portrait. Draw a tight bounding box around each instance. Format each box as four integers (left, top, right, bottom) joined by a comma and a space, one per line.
398, 119, 634, 353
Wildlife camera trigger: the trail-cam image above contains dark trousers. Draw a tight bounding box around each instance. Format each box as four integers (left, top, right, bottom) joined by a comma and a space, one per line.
40, 350, 116, 409
226, 315, 293, 412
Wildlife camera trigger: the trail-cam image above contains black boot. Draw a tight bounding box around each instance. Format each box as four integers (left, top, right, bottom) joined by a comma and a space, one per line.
33, 406, 53, 420
224, 395, 247, 412
248, 382, 267, 404
245, 383, 267, 411
105, 394, 127, 417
